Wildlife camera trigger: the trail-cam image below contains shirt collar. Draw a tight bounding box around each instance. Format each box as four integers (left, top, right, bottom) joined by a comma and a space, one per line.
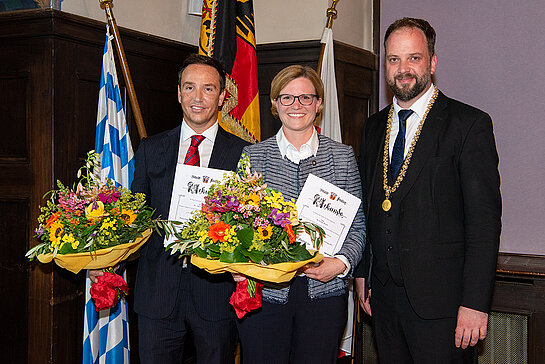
181, 119, 218, 144
275, 127, 319, 164
393, 83, 437, 119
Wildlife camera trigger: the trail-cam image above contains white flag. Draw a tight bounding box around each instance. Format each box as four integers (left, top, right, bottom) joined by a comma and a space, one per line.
319, 27, 342, 143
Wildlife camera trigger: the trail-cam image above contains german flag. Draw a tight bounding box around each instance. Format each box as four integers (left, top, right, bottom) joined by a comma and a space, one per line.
199, 0, 260, 143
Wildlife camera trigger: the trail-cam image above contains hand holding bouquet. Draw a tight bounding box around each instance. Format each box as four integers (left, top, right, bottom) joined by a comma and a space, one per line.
26, 151, 162, 311
167, 155, 325, 317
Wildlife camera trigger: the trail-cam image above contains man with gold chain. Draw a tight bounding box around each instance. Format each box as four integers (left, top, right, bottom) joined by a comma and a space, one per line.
355, 17, 501, 363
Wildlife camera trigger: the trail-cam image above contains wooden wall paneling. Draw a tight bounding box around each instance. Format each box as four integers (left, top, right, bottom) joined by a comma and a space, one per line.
0, 8, 196, 363
0, 20, 55, 362
256, 40, 378, 154
256, 41, 321, 140
0, 199, 30, 363
0, 8, 382, 363
334, 41, 378, 159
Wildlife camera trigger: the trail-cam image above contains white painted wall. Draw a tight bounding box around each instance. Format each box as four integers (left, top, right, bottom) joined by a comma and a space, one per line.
60, 0, 372, 50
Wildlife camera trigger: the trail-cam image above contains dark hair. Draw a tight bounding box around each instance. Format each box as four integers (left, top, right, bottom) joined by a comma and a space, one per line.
178, 54, 226, 92
384, 17, 436, 56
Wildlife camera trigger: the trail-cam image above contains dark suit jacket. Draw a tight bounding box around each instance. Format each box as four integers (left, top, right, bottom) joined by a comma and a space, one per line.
355, 91, 501, 319
132, 124, 250, 321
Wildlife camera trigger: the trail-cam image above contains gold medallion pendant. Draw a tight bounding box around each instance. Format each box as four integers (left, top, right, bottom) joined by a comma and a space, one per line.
381, 86, 439, 214
382, 199, 391, 212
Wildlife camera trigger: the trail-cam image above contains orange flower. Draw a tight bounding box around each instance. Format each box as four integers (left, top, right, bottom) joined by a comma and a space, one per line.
45, 211, 61, 228
208, 221, 231, 243
284, 224, 296, 244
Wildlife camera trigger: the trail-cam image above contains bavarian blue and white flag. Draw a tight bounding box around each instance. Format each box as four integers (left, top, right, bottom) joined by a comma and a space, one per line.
83, 26, 133, 364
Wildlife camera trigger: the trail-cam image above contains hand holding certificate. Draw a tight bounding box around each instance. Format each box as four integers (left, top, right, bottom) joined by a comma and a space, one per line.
164, 164, 229, 246
296, 174, 362, 257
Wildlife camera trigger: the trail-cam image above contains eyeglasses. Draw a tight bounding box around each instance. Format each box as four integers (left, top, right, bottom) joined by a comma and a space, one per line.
277, 94, 317, 106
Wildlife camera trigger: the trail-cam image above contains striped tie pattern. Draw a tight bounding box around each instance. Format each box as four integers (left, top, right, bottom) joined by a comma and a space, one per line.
184, 135, 205, 166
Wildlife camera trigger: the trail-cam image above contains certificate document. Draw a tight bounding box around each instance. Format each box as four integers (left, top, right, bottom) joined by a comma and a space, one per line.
296, 174, 361, 256
164, 164, 229, 247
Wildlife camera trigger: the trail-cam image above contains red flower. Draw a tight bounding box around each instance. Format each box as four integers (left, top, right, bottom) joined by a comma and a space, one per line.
284, 224, 296, 244
90, 272, 129, 311
229, 279, 263, 319
45, 211, 61, 228
208, 221, 231, 243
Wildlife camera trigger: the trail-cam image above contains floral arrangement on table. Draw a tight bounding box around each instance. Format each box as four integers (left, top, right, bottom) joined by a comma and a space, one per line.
26, 151, 162, 311
166, 155, 325, 318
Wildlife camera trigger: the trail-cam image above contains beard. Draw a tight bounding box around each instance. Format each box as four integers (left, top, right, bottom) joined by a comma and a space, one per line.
387, 68, 432, 102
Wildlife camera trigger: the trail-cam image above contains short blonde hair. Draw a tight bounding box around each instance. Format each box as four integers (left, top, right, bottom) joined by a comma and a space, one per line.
270, 65, 324, 119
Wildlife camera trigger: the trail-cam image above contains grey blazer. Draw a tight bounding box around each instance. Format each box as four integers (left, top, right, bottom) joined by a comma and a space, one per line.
242, 134, 366, 303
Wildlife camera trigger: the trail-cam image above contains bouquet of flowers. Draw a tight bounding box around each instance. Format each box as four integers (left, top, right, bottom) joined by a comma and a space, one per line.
26, 151, 162, 311
167, 155, 325, 317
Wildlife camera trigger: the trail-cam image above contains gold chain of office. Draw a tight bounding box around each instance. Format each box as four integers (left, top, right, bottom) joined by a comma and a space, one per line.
381, 86, 439, 212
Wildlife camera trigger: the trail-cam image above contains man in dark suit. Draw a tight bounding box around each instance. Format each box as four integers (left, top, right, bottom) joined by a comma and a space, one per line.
131, 54, 250, 363
355, 18, 501, 363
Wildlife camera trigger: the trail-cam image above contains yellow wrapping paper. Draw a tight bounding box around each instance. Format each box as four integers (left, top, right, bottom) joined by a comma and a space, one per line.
36, 228, 153, 274
191, 252, 324, 283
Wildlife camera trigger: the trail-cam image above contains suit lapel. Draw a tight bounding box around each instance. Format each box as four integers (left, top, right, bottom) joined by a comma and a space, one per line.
396, 92, 448, 201
163, 125, 181, 204
366, 113, 388, 215
209, 126, 231, 169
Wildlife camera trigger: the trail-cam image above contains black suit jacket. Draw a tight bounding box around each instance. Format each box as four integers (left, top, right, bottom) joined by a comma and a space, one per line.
132, 124, 250, 321
356, 92, 501, 319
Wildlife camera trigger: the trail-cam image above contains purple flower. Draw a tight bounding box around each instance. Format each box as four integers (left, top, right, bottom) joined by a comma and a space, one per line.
35, 227, 45, 237
225, 195, 239, 210
267, 208, 291, 228
209, 191, 222, 205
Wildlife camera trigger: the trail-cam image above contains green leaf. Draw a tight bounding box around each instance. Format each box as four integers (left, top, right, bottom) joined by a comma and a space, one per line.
237, 228, 254, 248
207, 249, 220, 258
208, 244, 221, 253
220, 245, 247, 263
286, 244, 313, 261
245, 248, 264, 263
193, 247, 207, 258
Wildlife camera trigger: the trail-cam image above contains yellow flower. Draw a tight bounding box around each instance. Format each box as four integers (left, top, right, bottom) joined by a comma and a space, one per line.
100, 217, 117, 231
120, 209, 137, 225
49, 221, 64, 250
246, 193, 260, 206
258, 225, 273, 240
85, 201, 105, 219
61, 233, 79, 249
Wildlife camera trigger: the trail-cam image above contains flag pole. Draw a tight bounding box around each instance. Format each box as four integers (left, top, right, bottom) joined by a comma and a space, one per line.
99, 0, 147, 139
316, 0, 339, 75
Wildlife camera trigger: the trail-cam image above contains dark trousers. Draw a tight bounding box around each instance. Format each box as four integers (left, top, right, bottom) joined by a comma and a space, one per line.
138, 268, 237, 364
371, 276, 476, 364
237, 277, 348, 364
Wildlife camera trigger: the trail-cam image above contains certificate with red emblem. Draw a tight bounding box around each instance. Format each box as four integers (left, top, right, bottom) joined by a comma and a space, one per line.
296, 174, 361, 256
164, 164, 229, 247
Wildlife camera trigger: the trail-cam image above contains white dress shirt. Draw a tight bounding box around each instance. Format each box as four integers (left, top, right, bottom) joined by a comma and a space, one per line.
275, 127, 319, 163
275, 126, 351, 277
177, 120, 219, 167
389, 84, 437, 160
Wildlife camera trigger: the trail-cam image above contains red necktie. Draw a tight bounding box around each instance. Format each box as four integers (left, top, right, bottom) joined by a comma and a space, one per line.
184, 135, 205, 166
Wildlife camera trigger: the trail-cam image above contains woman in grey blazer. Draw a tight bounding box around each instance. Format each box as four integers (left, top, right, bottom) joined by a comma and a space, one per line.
236, 65, 366, 364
